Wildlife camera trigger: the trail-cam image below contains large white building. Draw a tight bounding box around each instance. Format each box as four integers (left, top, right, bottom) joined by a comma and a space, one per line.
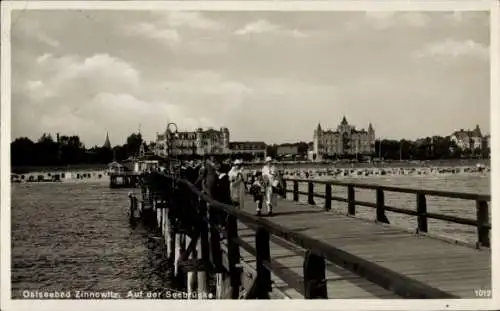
154, 126, 230, 157
311, 116, 376, 160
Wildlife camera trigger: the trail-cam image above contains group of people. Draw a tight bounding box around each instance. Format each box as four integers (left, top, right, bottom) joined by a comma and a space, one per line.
178, 156, 284, 216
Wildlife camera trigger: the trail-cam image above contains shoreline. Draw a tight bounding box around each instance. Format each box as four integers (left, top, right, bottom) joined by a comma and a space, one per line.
10, 159, 490, 173
10, 164, 489, 184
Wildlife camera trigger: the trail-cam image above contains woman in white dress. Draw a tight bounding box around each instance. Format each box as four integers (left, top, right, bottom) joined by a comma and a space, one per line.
228, 159, 245, 209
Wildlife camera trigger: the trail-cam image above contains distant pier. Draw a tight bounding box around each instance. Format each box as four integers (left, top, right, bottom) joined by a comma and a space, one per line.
109, 171, 140, 188
127, 171, 491, 299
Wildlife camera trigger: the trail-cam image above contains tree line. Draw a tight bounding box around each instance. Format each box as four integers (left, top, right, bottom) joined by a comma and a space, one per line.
11, 132, 144, 167
11, 133, 490, 168
373, 136, 489, 161
265, 136, 490, 161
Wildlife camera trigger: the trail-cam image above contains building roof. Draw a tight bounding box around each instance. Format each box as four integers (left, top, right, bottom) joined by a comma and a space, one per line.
472, 125, 482, 137
452, 127, 483, 140
340, 116, 348, 125
103, 132, 111, 149
316, 122, 322, 132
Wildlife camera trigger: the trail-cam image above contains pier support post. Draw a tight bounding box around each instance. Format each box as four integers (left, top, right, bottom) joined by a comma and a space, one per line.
164, 208, 172, 262
303, 251, 327, 299
157, 203, 163, 235
186, 234, 196, 299
197, 201, 210, 299
168, 215, 176, 263
128, 193, 137, 221
174, 232, 185, 285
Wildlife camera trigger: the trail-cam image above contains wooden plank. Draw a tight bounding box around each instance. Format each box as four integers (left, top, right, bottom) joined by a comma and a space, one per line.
234, 222, 405, 299
237, 193, 491, 298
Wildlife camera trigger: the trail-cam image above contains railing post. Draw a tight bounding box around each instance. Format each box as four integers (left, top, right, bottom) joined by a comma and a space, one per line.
376, 188, 389, 224
255, 227, 271, 299
476, 200, 490, 248
208, 204, 223, 299
347, 185, 355, 216
303, 251, 327, 299
308, 182, 315, 205
416, 193, 428, 233
282, 180, 287, 199
293, 181, 299, 201
226, 214, 241, 299
324, 184, 332, 211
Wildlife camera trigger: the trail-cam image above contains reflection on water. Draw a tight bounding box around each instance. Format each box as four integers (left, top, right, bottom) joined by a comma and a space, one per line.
11, 174, 490, 296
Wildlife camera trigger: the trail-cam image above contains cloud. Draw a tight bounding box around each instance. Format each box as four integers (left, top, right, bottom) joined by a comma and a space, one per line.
28, 53, 141, 99
165, 70, 252, 96
84, 93, 218, 136
414, 39, 489, 59
123, 22, 181, 47
122, 15, 228, 54
24, 80, 55, 101
159, 11, 224, 30
15, 51, 252, 144
234, 19, 307, 37
36, 53, 52, 64
348, 12, 431, 31
13, 17, 60, 47
11, 11, 490, 145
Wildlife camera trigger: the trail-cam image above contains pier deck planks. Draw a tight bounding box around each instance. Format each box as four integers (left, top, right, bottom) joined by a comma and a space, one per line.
236, 194, 491, 299
234, 224, 400, 299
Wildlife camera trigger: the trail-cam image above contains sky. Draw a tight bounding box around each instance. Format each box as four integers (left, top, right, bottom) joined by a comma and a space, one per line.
10, 9, 490, 147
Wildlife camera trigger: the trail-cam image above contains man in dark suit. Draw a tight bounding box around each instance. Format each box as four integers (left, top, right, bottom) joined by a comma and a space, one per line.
197, 156, 219, 199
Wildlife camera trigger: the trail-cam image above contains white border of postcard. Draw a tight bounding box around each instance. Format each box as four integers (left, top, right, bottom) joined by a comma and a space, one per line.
1, 1, 499, 311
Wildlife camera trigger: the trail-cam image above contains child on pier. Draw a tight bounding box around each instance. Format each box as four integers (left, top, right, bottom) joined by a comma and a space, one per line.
250, 171, 265, 216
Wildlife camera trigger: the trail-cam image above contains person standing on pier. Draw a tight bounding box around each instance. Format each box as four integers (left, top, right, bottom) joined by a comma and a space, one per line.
228, 159, 245, 209
250, 171, 265, 216
262, 157, 281, 216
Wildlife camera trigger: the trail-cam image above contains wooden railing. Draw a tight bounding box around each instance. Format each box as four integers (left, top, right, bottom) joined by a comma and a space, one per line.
282, 178, 491, 248
138, 172, 462, 299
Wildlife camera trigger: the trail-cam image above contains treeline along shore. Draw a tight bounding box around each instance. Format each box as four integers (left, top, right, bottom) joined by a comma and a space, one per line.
11, 131, 490, 175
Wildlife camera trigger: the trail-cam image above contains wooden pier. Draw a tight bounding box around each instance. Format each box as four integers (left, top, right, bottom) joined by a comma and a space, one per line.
128, 173, 491, 299
109, 171, 140, 188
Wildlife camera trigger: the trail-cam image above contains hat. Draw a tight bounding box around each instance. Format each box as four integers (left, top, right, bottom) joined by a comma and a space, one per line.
265, 156, 272, 163
233, 159, 243, 165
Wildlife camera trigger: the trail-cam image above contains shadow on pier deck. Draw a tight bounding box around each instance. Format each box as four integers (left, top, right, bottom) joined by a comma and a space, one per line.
129, 173, 491, 299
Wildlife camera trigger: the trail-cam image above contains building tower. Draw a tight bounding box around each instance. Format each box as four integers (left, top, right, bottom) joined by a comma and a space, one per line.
195, 127, 203, 155
473, 124, 482, 137
103, 132, 111, 149
313, 122, 322, 161
368, 123, 375, 153
339, 116, 350, 133
221, 127, 230, 153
